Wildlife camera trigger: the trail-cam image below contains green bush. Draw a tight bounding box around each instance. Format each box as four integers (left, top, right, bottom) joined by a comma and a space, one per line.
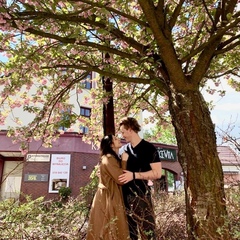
58, 186, 72, 201
225, 185, 240, 239
0, 184, 239, 239
0, 195, 88, 239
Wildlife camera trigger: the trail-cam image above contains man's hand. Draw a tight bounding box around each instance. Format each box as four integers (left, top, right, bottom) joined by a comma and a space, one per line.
118, 170, 133, 184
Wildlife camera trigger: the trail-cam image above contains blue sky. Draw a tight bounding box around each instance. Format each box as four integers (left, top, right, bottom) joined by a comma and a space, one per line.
204, 82, 240, 143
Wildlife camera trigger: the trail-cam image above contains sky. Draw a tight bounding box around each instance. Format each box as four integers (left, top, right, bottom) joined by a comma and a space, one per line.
142, 84, 240, 145
203, 82, 240, 144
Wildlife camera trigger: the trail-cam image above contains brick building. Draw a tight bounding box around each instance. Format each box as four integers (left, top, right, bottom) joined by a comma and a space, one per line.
0, 71, 183, 200
0, 131, 181, 200
0, 131, 239, 201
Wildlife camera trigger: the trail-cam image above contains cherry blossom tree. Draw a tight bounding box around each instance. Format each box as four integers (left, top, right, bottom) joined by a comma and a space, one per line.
0, 0, 239, 239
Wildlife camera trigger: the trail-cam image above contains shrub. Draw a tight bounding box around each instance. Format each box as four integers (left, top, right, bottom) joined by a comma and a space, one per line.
154, 192, 187, 239
0, 184, 239, 239
0, 195, 88, 239
58, 186, 72, 201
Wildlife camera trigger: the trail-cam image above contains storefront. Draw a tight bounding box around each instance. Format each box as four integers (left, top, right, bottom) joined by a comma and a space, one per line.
1, 131, 237, 201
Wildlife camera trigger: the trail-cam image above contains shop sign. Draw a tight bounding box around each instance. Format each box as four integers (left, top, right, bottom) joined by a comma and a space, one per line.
26, 154, 50, 162
157, 147, 177, 161
24, 174, 48, 182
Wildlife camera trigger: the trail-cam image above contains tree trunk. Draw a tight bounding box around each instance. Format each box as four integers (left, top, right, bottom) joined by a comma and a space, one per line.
168, 90, 230, 239
102, 76, 115, 136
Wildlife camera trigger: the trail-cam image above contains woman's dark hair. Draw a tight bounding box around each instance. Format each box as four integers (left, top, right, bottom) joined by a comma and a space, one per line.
100, 135, 122, 166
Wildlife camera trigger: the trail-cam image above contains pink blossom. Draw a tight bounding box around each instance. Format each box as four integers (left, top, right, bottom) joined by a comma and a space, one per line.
66, 128, 74, 132
59, 130, 65, 135
0, 115, 5, 125
20, 149, 28, 155
24, 98, 30, 105
33, 64, 39, 71
41, 79, 47, 85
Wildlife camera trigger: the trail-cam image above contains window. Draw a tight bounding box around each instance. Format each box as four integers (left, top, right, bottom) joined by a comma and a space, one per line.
80, 107, 91, 134
83, 80, 92, 89
80, 107, 91, 117
80, 126, 89, 134
81, 72, 92, 89
58, 109, 71, 131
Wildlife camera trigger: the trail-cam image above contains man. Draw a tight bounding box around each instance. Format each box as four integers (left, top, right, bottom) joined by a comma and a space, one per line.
118, 117, 162, 240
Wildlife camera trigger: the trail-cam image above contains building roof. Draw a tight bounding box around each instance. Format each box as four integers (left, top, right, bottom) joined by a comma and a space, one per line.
217, 146, 240, 166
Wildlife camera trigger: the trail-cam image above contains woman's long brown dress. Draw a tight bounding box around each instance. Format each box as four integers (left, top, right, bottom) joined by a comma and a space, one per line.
86, 154, 130, 240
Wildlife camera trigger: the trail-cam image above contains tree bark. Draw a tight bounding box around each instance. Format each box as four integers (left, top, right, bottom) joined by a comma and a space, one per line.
102, 76, 115, 136
168, 90, 230, 239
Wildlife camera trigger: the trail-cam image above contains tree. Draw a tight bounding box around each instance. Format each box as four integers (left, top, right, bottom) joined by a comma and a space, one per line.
217, 118, 240, 154
0, 1, 239, 239
143, 116, 177, 144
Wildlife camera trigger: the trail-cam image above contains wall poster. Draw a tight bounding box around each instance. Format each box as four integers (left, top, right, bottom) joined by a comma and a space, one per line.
48, 154, 71, 193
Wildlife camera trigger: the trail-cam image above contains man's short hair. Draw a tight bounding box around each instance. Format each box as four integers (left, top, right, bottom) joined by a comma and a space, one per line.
119, 117, 141, 133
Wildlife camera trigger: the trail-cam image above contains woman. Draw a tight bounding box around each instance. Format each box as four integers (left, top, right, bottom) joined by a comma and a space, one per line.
86, 135, 130, 240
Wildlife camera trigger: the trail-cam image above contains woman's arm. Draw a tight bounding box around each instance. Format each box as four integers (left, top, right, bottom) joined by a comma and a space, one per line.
102, 155, 126, 185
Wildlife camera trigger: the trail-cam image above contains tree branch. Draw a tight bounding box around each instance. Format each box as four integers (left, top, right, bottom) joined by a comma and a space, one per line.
184, 21, 205, 73
181, 14, 240, 65
205, 67, 240, 79
70, 0, 148, 27
169, 0, 185, 30
10, 10, 148, 55
215, 40, 240, 55
202, 0, 216, 31
42, 63, 152, 84
138, 0, 187, 91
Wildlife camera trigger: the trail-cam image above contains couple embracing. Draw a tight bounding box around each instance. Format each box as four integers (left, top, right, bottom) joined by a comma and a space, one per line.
86, 117, 162, 240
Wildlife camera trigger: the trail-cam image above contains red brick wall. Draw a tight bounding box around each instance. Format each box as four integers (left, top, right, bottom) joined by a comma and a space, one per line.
20, 152, 54, 201
20, 151, 183, 200
0, 156, 4, 185
0, 133, 181, 200
20, 142, 182, 200
69, 152, 99, 197
20, 152, 99, 201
